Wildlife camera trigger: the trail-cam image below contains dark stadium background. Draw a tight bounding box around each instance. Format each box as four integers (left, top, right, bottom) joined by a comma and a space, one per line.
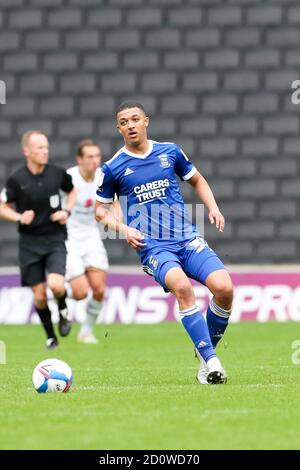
0, 0, 299, 266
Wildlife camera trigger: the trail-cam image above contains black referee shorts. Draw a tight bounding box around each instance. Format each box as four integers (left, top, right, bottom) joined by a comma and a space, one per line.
18, 234, 67, 287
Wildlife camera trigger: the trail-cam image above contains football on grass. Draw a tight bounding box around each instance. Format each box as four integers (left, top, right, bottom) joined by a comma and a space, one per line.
32, 358, 73, 393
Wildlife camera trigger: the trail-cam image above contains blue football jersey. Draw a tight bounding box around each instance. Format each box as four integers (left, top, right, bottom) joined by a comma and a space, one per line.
96, 140, 199, 255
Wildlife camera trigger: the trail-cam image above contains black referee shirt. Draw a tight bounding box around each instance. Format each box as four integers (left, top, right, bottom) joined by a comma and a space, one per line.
1, 164, 73, 236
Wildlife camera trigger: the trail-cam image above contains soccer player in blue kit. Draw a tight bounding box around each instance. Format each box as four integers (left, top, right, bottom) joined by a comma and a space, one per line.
95, 103, 233, 385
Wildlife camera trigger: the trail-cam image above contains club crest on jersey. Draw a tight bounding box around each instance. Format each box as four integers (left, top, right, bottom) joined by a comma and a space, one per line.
149, 255, 158, 270
158, 154, 170, 168
49, 194, 59, 208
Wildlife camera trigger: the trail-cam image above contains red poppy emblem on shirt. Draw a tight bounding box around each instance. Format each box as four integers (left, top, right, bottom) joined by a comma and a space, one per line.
85, 199, 93, 208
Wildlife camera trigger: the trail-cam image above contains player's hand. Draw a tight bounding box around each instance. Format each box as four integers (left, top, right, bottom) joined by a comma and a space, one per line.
20, 210, 35, 225
95, 204, 106, 223
50, 210, 68, 225
125, 226, 146, 250
208, 207, 225, 232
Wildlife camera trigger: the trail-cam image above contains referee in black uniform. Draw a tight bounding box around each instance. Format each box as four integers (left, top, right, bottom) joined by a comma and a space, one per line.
0, 130, 76, 349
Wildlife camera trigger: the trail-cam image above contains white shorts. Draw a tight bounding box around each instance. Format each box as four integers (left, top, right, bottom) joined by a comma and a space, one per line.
65, 236, 109, 281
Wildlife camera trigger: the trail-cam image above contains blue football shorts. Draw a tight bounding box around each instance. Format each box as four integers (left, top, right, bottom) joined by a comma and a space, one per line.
141, 236, 225, 292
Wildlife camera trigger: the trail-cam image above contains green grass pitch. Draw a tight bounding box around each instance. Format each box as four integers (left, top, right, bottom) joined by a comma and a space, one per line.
0, 322, 299, 450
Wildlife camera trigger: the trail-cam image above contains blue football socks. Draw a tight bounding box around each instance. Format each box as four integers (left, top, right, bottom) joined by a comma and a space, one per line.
206, 298, 231, 349
180, 305, 216, 362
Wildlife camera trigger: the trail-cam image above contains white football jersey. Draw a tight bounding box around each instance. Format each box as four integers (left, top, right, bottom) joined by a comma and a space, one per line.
67, 165, 100, 241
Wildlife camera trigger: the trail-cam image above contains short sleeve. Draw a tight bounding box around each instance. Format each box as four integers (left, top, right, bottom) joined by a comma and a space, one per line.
0, 176, 19, 204
60, 170, 74, 193
96, 164, 116, 203
174, 145, 197, 181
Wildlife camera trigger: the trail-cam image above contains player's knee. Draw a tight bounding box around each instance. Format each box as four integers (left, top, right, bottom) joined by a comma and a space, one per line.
214, 281, 233, 305
33, 285, 47, 308
174, 281, 194, 304
34, 295, 47, 309
92, 286, 105, 302
47, 274, 64, 294
48, 281, 65, 298
73, 287, 89, 301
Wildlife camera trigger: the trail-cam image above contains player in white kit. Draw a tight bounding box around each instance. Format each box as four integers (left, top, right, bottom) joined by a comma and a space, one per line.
66, 139, 109, 343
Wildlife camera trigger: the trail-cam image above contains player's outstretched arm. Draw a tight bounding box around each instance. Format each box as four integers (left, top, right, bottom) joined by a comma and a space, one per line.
95, 200, 145, 249
188, 170, 225, 232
